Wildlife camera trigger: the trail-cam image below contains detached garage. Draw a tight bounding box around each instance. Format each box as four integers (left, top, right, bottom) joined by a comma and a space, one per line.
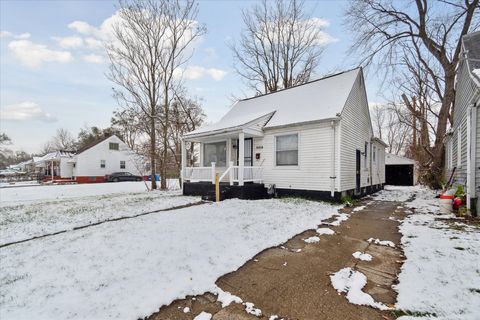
385, 153, 416, 186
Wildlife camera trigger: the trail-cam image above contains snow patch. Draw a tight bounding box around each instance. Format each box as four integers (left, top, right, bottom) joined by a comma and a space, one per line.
353, 205, 366, 212
183, 307, 190, 313
352, 251, 373, 261
244, 302, 262, 316
316, 227, 335, 235
214, 286, 243, 308
327, 213, 350, 226
330, 267, 390, 310
303, 236, 320, 243
194, 311, 212, 320
367, 238, 395, 247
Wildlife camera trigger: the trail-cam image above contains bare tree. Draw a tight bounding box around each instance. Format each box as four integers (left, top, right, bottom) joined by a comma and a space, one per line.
107, 0, 204, 190
345, 0, 479, 187
111, 107, 146, 150
232, 0, 328, 94
45, 128, 76, 151
371, 104, 409, 155
156, 0, 205, 189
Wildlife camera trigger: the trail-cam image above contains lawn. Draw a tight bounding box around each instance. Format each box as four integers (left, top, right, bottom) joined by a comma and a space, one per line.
0, 185, 340, 320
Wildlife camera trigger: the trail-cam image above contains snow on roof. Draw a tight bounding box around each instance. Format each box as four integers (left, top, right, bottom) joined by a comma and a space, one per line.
186, 109, 275, 136
35, 151, 74, 163
463, 31, 480, 84
385, 153, 416, 165
186, 68, 361, 137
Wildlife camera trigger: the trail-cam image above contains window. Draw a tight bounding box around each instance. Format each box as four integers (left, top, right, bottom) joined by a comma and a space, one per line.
109, 142, 119, 150
120, 160, 126, 169
100, 160, 106, 168
203, 141, 227, 167
373, 145, 376, 163
276, 134, 298, 166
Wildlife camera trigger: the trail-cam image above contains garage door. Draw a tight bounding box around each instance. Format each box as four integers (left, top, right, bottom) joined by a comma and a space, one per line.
385, 164, 414, 186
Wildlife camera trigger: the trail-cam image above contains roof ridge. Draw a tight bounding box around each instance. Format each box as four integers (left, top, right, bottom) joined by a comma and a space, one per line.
240, 67, 361, 102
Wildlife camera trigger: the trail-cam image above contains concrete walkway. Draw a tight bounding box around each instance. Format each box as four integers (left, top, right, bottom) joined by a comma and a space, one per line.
148, 199, 407, 320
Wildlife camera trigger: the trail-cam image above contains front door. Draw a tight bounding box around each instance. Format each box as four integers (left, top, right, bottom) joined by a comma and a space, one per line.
236, 138, 253, 166
356, 150, 361, 194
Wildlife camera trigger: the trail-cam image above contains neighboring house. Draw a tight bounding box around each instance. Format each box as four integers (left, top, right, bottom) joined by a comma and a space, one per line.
181, 68, 387, 200
71, 135, 142, 183
34, 151, 75, 180
385, 153, 417, 186
444, 31, 480, 215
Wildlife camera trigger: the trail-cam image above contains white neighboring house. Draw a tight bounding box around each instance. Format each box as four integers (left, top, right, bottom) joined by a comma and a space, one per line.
181, 68, 387, 200
444, 31, 480, 215
34, 151, 75, 180
71, 135, 142, 183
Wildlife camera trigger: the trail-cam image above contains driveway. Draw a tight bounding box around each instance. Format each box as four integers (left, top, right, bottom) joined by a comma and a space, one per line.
149, 199, 407, 320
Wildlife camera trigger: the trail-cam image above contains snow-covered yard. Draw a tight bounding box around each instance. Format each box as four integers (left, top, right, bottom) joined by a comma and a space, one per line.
0, 197, 340, 320
373, 186, 480, 320
0, 181, 195, 245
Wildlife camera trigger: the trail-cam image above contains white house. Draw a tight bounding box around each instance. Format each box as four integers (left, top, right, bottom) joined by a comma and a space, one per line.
70, 135, 142, 183
34, 151, 75, 181
444, 31, 480, 215
181, 68, 387, 200
385, 153, 417, 186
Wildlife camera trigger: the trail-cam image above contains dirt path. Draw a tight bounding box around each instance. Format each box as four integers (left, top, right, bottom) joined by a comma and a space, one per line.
148, 199, 407, 320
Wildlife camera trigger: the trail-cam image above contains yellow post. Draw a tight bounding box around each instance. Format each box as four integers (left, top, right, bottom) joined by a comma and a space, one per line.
215, 173, 220, 203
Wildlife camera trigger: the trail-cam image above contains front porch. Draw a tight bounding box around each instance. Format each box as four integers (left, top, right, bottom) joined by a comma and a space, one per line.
181, 126, 266, 199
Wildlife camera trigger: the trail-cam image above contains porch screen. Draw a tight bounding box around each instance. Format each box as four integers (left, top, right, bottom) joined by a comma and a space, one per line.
203, 141, 227, 167
276, 134, 298, 166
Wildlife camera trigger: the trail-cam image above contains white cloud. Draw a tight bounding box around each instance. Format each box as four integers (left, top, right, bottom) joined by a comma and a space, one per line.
0, 102, 57, 122
309, 17, 330, 28
315, 31, 338, 46
68, 21, 97, 35
85, 37, 103, 49
15, 33, 31, 40
8, 40, 73, 68
1, 31, 31, 39
205, 68, 227, 81
82, 54, 104, 64
0, 30, 12, 38
183, 66, 227, 81
52, 36, 84, 48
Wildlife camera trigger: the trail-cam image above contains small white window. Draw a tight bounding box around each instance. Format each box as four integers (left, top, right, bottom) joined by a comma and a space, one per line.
457, 132, 461, 168
100, 160, 106, 168
276, 134, 298, 166
120, 161, 126, 169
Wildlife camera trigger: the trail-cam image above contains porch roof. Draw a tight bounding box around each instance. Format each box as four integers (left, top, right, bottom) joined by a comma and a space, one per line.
184, 111, 275, 141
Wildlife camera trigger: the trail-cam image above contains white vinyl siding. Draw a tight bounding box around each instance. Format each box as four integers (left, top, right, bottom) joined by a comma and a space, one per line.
73, 136, 141, 177
339, 72, 378, 191
261, 122, 333, 191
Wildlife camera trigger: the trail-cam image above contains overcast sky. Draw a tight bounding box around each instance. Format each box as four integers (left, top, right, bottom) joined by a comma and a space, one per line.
0, 0, 384, 153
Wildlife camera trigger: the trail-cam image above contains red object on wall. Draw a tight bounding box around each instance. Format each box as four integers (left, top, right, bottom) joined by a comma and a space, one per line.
75, 176, 106, 183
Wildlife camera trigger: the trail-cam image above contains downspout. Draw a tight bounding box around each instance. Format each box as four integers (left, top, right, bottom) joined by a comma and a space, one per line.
330, 120, 337, 198
469, 100, 478, 215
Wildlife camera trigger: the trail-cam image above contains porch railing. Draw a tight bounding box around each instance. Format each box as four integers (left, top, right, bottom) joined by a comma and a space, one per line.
184, 162, 263, 185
